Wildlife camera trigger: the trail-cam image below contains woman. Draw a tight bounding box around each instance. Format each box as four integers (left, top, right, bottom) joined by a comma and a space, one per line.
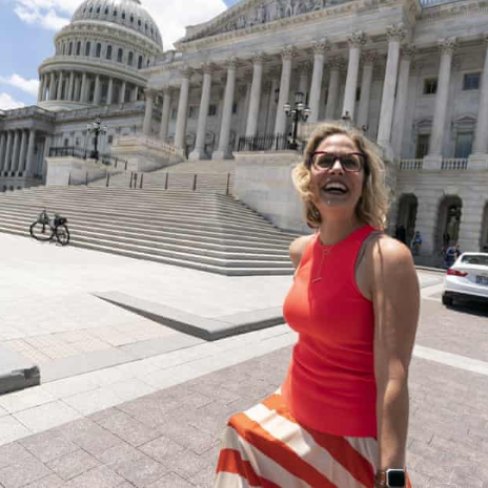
214, 123, 419, 488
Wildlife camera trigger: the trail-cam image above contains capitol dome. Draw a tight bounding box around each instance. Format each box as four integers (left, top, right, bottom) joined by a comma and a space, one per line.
72, 0, 162, 48
37, 0, 163, 111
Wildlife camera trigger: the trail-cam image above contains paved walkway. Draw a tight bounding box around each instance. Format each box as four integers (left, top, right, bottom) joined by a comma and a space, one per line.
1, 233, 486, 487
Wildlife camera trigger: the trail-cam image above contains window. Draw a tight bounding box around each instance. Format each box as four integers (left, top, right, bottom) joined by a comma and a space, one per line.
232, 102, 237, 114
121, 11, 125, 19
138, 55, 143, 69
104, 7, 109, 14
117, 48, 123, 62
130, 15, 134, 23
128, 52, 133, 66
96, 6, 100, 13
68, 42, 73, 55
64, 138, 69, 147
76, 41, 81, 55
189, 106, 197, 118
171, 108, 177, 120
463, 73, 480, 90
85, 41, 91, 56
113, 10, 117, 16
415, 134, 430, 158
209, 104, 217, 116
454, 132, 473, 158
106, 45, 112, 60
95, 43, 101, 58
355, 86, 361, 102
108, 135, 114, 144
423, 78, 437, 95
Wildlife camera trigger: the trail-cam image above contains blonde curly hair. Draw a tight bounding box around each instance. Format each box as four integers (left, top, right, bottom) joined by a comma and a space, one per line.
292, 122, 390, 230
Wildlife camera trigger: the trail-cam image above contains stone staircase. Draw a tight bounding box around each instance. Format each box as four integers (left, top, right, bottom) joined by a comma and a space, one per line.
0, 186, 297, 275
89, 159, 236, 193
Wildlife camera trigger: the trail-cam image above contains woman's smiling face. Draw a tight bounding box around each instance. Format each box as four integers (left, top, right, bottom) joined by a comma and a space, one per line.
309, 133, 366, 215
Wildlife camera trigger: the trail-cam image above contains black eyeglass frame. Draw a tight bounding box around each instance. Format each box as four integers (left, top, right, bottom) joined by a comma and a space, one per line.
307, 151, 369, 174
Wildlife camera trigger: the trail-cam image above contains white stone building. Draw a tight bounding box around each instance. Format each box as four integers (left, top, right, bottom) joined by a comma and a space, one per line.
0, 0, 163, 188
1, 0, 488, 262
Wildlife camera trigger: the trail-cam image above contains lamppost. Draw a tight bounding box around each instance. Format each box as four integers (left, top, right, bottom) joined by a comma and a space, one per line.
284, 91, 311, 150
86, 117, 107, 161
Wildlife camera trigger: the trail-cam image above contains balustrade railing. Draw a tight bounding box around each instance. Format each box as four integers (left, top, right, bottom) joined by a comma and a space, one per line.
441, 158, 468, 170
237, 133, 290, 152
399, 159, 423, 170
49, 146, 128, 170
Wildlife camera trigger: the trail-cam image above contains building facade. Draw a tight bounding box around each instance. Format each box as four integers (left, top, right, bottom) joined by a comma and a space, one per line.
0, 0, 487, 260
0, 0, 163, 189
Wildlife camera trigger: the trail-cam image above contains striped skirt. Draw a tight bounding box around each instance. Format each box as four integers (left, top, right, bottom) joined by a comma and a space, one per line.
214, 392, 412, 488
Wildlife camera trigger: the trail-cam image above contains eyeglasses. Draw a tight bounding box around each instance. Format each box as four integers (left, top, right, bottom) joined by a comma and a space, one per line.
309, 151, 367, 173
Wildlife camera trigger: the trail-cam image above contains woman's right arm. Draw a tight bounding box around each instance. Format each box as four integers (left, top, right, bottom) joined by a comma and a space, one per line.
289, 235, 313, 269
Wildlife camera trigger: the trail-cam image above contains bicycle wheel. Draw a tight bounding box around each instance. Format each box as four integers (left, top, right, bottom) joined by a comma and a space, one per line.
30, 221, 54, 241
55, 225, 70, 246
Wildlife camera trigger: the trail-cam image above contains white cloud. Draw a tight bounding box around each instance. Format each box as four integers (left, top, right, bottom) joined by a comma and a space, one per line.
10, 0, 228, 48
0, 93, 25, 110
0, 74, 39, 97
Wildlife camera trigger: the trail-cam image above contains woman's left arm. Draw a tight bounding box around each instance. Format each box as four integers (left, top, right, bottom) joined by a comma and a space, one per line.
369, 236, 420, 474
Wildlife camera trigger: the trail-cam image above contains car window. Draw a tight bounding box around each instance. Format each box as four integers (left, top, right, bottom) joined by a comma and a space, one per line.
460, 254, 488, 265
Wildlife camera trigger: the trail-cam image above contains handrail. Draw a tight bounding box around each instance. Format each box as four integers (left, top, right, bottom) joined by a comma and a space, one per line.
441, 158, 468, 170
399, 159, 423, 170
48, 146, 128, 170
237, 133, 293, 152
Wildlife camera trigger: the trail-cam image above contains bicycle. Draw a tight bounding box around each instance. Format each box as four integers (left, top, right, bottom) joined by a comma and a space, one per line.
29, 209, 70, 246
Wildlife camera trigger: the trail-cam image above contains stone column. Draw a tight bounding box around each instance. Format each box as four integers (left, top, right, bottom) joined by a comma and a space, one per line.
174, 68, 192, 150
426, 38, 456, 160
25, 130, 36, 177
10, 130, 20, 173
80, 73, 88, 103
213, 59, 237, 159
357, 51, 376, 130
190, 65, 213, 160
18, 130, 28, 174
132, 86, 139, 102
325, 57, 343, 120
93, 75, 101, 104
74, 75, 81, 102
244, 54, 264, 138
3, 132, 13, 173
308, 39, 329, 123
107, 78, 114, 105
120, 81, 127, 103
56, 72, 64, 100
0, 132, 5, 172
391, 45, 416, 157
265, 77, 280, 133
342, 31, 366, 120
472, 37, 488, 155
274, 46, 294, 136
159, 88, 172, 141
37, 76, 43, 101
67, 72, 75, 101
49, 72, 56, 100
377, 24, 406, 152
142, 88, 155, 136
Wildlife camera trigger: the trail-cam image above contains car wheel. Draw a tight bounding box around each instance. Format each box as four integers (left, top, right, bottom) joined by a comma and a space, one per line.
442, 295, 454, 307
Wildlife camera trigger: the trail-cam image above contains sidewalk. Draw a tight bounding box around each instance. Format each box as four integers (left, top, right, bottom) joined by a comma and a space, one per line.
1, 233, 485, 487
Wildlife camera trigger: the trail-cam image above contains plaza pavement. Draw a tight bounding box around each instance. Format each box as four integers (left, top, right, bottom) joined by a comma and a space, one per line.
0, 233, 486, 487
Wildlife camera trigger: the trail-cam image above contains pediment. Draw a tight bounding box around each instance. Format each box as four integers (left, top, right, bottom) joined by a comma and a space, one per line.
179, 0, 336, 44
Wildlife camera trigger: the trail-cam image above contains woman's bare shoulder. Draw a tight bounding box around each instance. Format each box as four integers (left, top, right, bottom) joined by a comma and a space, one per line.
289, 234, 314, 269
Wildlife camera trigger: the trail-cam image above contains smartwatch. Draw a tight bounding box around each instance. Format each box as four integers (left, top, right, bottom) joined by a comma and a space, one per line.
376, 468, 406, 487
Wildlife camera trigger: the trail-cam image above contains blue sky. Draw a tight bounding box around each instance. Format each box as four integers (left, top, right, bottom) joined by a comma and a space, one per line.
0, 0, 239, 109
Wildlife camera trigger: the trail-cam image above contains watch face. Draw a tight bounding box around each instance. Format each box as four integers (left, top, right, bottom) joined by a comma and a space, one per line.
387, 469, 406, 487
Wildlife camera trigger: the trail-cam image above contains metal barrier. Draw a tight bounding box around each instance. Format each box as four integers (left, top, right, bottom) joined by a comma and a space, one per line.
237, 134, 289, 151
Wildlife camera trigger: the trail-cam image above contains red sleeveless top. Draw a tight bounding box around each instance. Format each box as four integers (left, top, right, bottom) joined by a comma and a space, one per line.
282, 224, 378, 437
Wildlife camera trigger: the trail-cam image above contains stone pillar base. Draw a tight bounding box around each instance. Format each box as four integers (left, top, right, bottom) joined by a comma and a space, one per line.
212, 150, 233, 160
468, 153, 488, 171
423, 155, 443, 171
188, 148, 206, 161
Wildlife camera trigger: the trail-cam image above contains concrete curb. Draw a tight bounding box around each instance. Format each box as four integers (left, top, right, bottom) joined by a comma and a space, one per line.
94, 291, 284, 341
0, 346, 40, 395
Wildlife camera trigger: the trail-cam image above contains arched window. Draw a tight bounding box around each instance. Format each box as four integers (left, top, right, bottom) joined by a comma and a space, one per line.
106, 45, 112, 60
104, 7, 109, 14
96, 6, 100, 13
113, 10, 117, 16
68, 42, 73, 55
85, 41, 91, 56
138, 55, 143, 69
76, 41, 81, 55
117, 48, 123, 63
95, 43, 101, 58
121, 11, 126, 20
138, 19, 141, 26
128, 52, 133, 66
130, 15, 134, 23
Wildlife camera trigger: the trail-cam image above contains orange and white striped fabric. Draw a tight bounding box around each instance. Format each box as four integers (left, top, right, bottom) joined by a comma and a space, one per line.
214, 392, 412, 488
